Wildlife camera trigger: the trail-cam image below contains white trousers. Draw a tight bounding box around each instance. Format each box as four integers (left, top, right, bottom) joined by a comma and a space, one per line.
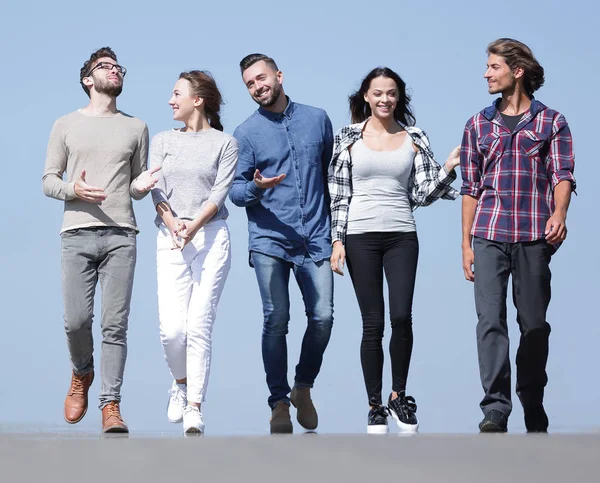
156, 220, 231, 403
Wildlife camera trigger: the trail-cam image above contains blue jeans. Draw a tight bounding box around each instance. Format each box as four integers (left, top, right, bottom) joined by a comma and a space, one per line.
251, 251, 334, 409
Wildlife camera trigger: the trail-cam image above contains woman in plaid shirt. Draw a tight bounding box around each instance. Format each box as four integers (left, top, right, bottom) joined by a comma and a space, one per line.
328, 67, 460, 434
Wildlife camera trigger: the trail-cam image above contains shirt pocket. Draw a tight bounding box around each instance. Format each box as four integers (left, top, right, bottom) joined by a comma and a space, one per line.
477, 133, 503, 172
303, 140, 323, 167
520, 130, 550, 158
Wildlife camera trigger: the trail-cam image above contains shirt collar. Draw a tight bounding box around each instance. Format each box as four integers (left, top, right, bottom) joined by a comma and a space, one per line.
258, 96, 294, 121
482, 97, 547, 122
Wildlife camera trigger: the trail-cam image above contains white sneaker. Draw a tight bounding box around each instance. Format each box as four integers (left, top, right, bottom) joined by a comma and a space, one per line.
183, 406, 205, 435
167, 381, 187, 424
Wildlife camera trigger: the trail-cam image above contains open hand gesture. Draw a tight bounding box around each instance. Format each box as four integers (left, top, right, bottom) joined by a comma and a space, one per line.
74, 170, 106, 203
254, 169, 286, 189
132, 166, 161, 193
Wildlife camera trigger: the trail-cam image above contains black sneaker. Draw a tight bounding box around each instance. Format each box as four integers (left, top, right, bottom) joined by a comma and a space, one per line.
387, 393, 418, 433
367, 406, 389, 434
524, 405, 548, 433
479, 409, 508, 433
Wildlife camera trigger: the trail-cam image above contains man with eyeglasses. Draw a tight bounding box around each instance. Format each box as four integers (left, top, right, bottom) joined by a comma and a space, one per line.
42, 47, 159, 433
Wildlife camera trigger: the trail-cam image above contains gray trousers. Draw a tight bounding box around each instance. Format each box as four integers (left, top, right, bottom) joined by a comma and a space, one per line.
473, 237, 553, 417
61, 227, 136, 409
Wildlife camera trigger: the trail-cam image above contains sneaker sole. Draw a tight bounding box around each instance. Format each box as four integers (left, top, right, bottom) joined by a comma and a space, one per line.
184, 427, 204, 436
389, 409, 419, 433
367, 424, 388, 435
479, 422, 507, 433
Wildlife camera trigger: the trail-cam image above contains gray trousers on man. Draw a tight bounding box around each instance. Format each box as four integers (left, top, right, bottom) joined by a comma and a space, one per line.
61, 227, 136, 409
473, 236, 553, 417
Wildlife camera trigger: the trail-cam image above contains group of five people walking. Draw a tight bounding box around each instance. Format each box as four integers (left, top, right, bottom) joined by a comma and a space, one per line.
42, 37, 575, 435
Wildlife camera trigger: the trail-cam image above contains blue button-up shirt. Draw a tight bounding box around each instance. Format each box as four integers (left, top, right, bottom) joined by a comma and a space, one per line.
229, 99, 333, 266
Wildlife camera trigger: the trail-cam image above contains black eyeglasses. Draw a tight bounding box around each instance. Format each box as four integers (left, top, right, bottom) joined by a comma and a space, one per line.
85, 62, 127, 78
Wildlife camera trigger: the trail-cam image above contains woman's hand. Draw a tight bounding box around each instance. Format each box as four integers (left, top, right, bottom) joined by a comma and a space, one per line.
168, 217, 187, 250
330, 241, 346, 276
175, 219, 203, 251
444, 146, 461, 172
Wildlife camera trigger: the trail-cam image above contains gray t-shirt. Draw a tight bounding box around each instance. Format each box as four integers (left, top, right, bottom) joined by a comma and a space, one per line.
347, 137, 417, 234
150, 128, 239, 227
42, 110, 149, 233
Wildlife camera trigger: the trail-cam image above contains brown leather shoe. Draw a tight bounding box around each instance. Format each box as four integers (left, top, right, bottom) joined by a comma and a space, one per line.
64, 371, 94, 424
270, 401, 293, 434
290, 386, 318, 430
102, 402, 129, 433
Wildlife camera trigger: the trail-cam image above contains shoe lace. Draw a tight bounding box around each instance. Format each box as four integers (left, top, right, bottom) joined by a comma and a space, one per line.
70, 374, 86, 396
400, 395, 417, 414
373, 405, 389, 418
390, 394, 417, 416
169, 386, 186, 404
105, 403, 122, 420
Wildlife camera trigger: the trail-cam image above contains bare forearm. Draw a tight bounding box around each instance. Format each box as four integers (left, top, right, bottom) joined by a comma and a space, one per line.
156, 202, 176, 228
191, 202, 218, 230
462, 195, 478, 248
553, 180, 572, 216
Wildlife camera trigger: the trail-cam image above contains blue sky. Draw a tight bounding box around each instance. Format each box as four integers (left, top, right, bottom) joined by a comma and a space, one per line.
1, 0, 598, 435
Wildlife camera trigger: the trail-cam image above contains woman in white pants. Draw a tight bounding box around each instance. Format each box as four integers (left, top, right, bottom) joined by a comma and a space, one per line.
150, 70, 238, 434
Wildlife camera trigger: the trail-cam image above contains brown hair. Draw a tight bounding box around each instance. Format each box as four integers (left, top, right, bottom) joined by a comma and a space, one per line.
179, 71, 224, 131
79, 47, 118, 97
487, 38, 545, 96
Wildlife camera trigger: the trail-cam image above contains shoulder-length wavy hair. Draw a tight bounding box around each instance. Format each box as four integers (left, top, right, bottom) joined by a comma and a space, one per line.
487, 38, 545, 97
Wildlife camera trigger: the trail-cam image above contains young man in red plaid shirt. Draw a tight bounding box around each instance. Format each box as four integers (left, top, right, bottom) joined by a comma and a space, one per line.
460, 38, 576, 433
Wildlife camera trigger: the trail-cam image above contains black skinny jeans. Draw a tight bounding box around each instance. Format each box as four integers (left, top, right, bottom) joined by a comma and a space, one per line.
345, 231, 419, 407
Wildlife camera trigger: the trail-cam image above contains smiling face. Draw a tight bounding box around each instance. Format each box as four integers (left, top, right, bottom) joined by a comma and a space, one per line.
364, 76, 398, 121
85, 56, 124, 97
168, 78, 202, 122
484, 53, 522, 95
242, 60, 283, 107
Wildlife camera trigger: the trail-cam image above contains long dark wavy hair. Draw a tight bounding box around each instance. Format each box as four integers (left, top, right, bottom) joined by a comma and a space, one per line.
349, 67, 415, 126
179, 70, 224, 131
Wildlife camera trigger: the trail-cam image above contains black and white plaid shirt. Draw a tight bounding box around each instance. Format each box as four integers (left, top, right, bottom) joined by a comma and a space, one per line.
328, 119, 458, 244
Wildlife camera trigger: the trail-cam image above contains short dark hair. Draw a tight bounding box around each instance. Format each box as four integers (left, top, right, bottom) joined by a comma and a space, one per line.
79, 47, 118, 97
239, 53, 278, 75
487, 38, 545, 97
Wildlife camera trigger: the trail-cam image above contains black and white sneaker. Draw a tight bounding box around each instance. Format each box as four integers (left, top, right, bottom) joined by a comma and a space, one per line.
367, 406, 389, 434
387, 393, 418, 433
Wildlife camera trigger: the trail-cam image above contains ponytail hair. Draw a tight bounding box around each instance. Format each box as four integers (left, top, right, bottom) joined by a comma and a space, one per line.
179, 70, 224, 131
349, 67, 415, 126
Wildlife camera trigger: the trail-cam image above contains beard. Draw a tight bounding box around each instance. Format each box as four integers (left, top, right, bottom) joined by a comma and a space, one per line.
253, 82, 282, 107
94, 76, 123, 97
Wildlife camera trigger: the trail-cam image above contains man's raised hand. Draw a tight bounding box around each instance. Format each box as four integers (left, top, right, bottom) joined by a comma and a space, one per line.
132, 166, 162, 193
74, 170, 106, 203
253, 169, 286, 189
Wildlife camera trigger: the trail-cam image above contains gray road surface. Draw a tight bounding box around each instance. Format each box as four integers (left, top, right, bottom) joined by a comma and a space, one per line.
1, 431, 599, 483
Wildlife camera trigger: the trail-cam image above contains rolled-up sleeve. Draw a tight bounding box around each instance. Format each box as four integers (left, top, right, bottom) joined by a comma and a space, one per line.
460, 122, 482, 198
548, 114, 576, 191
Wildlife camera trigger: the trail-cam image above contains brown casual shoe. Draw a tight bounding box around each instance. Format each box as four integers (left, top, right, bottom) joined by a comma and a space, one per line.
290, 386, 318, 430
102, 402, 129, 434
64, 371, 94, 424
270, 401, 293, 434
